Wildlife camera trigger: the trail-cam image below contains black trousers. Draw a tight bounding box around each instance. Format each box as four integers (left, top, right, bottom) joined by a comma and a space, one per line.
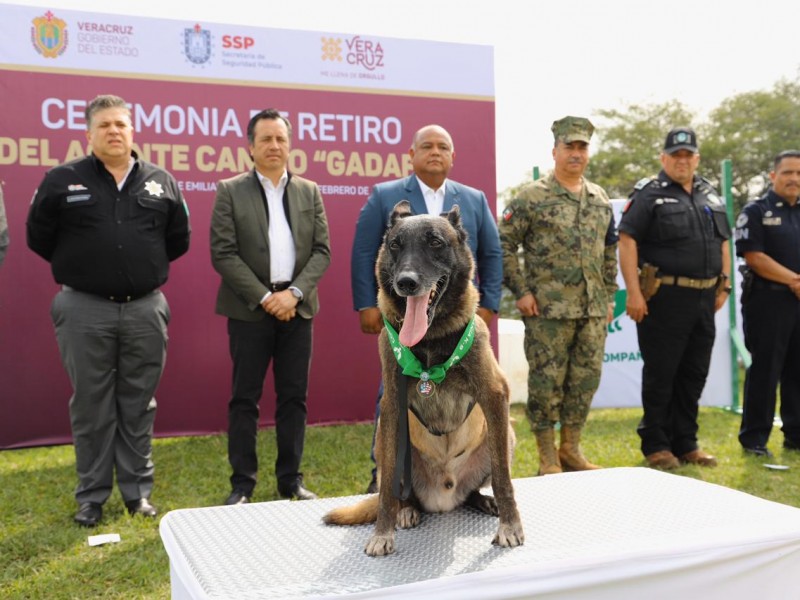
636, 286, 716, 457
740, 288, 800, 448
227, 315, 313, 494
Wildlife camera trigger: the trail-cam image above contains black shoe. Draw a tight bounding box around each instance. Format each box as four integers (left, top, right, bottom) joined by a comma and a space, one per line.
224, 489, 251, 506
278, 481, 318, 501
743, 445, 773, 458
125, 498, 158, 518
784, 439, 800, 451
366, 474, 378, 494
74, 502, 103, 527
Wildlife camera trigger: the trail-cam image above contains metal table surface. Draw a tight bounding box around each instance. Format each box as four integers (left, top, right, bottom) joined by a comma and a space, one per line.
160, 467, 800, 599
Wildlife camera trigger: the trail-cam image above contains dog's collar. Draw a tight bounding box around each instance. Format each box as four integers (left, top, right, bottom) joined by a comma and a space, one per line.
382, 315, 476, 384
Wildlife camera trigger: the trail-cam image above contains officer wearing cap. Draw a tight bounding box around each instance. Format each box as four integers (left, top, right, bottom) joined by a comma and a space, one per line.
735, 150, 800, 457
499, 116, 618, 476
618, 127, 731, 470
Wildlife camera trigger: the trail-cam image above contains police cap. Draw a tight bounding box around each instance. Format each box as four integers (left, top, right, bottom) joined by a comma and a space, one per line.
664, 127, 698, 154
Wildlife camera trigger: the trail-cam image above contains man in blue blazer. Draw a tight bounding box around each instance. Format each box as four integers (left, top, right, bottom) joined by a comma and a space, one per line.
350, 124, 503, 492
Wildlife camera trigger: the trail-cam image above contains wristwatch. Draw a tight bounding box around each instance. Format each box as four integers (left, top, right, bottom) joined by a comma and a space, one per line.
289, 286, 303, 302
720, 273, 732, 293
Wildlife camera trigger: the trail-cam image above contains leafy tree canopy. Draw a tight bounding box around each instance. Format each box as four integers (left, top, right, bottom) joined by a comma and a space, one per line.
501, 77, 800, 215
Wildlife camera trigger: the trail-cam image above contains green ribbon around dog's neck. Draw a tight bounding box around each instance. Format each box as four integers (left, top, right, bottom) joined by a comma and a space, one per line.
382, 315, 476, 384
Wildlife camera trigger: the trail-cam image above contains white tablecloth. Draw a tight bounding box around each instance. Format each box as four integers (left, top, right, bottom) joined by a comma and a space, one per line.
160, 467, 800, 599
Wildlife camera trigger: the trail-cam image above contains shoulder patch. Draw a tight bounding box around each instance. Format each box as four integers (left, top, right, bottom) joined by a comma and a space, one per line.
735, 213, 748, 228
502, 206, 514, 222
622, 198, 634, 213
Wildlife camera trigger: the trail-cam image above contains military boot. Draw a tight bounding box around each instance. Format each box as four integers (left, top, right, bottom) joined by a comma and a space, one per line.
559, 426, 601, 471
534, 428, 562, 475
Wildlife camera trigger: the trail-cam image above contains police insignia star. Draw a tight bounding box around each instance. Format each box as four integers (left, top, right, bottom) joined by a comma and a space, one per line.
502, 206, 514, 221
144, 180, 164, 197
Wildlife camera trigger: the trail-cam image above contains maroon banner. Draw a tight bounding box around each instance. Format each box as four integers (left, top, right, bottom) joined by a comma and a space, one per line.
0, 70, 496, 448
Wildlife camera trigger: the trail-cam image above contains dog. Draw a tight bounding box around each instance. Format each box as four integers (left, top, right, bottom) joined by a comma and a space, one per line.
324, 201, 524, 556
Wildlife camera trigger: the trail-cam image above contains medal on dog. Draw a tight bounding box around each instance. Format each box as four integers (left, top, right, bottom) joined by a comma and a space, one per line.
417, 372, 435, 397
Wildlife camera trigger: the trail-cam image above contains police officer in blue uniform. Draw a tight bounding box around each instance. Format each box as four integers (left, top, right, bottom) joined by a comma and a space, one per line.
618, 127, 732, 470
735, 150, 800, 457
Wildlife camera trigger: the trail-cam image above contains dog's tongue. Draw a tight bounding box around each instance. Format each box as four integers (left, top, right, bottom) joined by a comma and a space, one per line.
399, 292, 431, 347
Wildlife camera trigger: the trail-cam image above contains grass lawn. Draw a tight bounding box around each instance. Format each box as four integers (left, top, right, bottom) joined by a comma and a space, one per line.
2, 404, 798, 599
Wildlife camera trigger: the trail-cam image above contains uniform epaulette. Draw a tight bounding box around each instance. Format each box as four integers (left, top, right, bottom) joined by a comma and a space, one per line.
628, 177, 655, 198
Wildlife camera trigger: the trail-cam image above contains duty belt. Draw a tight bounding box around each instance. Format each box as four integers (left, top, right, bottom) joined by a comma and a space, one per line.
269, 281, 291, 292
658, 275, 718, 290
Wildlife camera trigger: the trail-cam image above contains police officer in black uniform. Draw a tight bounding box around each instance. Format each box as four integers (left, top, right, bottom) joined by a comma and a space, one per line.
735, 150, 800, 457
618, 127, 732, 470
27, 94, 190, 527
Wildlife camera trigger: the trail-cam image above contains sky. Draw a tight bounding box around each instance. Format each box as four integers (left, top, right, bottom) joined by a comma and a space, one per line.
11, 0, 800, 193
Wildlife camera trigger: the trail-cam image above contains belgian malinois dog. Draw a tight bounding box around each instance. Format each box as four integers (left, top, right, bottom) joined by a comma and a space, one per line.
324, 201, 524, 556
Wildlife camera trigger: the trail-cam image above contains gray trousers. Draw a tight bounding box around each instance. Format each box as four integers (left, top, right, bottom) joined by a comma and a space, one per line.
51, 288, 169, 505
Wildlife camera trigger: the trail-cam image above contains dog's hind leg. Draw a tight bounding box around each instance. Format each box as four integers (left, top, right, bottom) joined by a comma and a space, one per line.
465, 490, 499, 516
396, 499, 421, 529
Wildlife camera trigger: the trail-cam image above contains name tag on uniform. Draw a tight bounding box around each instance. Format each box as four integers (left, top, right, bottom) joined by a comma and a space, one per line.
654, 198, 679, 205
66, 194, 91, 203
763, 217, 782, 226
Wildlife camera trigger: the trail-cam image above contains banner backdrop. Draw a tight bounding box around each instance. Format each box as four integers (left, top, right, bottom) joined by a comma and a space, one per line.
0, 4, 496, 448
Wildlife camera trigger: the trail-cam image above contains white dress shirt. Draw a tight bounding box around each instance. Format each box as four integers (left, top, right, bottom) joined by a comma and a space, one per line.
416, 176, 447, 216
256, 170, 298, 303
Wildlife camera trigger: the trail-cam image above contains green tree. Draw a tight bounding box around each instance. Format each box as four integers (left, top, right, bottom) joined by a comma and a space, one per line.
586, 100, 695, 198
701, 78, 800, 213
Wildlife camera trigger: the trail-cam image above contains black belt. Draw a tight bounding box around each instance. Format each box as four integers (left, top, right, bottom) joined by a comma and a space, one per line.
107, 292, 152, 303
269, 281, 291, 292
63, 285, 154, 303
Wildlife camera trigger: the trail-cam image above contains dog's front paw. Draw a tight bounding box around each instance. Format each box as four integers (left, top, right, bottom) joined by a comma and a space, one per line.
466, 491, 498, 516
396, 506, 420, 529
492, 521, 524, 548
365, 533, 396, 557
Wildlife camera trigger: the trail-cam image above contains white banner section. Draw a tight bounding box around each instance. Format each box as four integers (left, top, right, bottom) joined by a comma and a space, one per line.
499, 199, 733, 409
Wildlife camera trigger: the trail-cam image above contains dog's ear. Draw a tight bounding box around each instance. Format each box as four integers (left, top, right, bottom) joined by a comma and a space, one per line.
444, 204, 468, 244
390, 200, 413, 226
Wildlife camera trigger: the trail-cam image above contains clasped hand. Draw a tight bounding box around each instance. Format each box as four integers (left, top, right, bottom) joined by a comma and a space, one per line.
262, 290, 297, 321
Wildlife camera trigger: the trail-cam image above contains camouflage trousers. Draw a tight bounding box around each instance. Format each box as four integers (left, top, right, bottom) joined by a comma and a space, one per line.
523, 316, 607, 431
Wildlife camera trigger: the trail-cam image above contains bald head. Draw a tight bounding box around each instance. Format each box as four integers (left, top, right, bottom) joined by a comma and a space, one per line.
412, 125, 454, 152
409, 124, 455, 188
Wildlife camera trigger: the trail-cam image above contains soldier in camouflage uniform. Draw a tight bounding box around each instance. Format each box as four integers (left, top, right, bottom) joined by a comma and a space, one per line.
499, 116, 618, 475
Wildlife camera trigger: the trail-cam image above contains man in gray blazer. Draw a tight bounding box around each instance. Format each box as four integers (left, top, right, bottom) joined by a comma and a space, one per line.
350, 124, 503, 492
211, 109, 331, 503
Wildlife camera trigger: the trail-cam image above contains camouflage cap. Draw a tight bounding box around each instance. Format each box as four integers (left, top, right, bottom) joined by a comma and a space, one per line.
551, 116, 594, 144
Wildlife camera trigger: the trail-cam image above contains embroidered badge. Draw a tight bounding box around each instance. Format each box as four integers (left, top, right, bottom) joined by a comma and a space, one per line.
735, 213, 748, 228
502, 206, 514, 222
144, 180, 164, 197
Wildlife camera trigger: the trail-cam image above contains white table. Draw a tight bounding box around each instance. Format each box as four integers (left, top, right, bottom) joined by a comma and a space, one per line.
160, 467, 800, 599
